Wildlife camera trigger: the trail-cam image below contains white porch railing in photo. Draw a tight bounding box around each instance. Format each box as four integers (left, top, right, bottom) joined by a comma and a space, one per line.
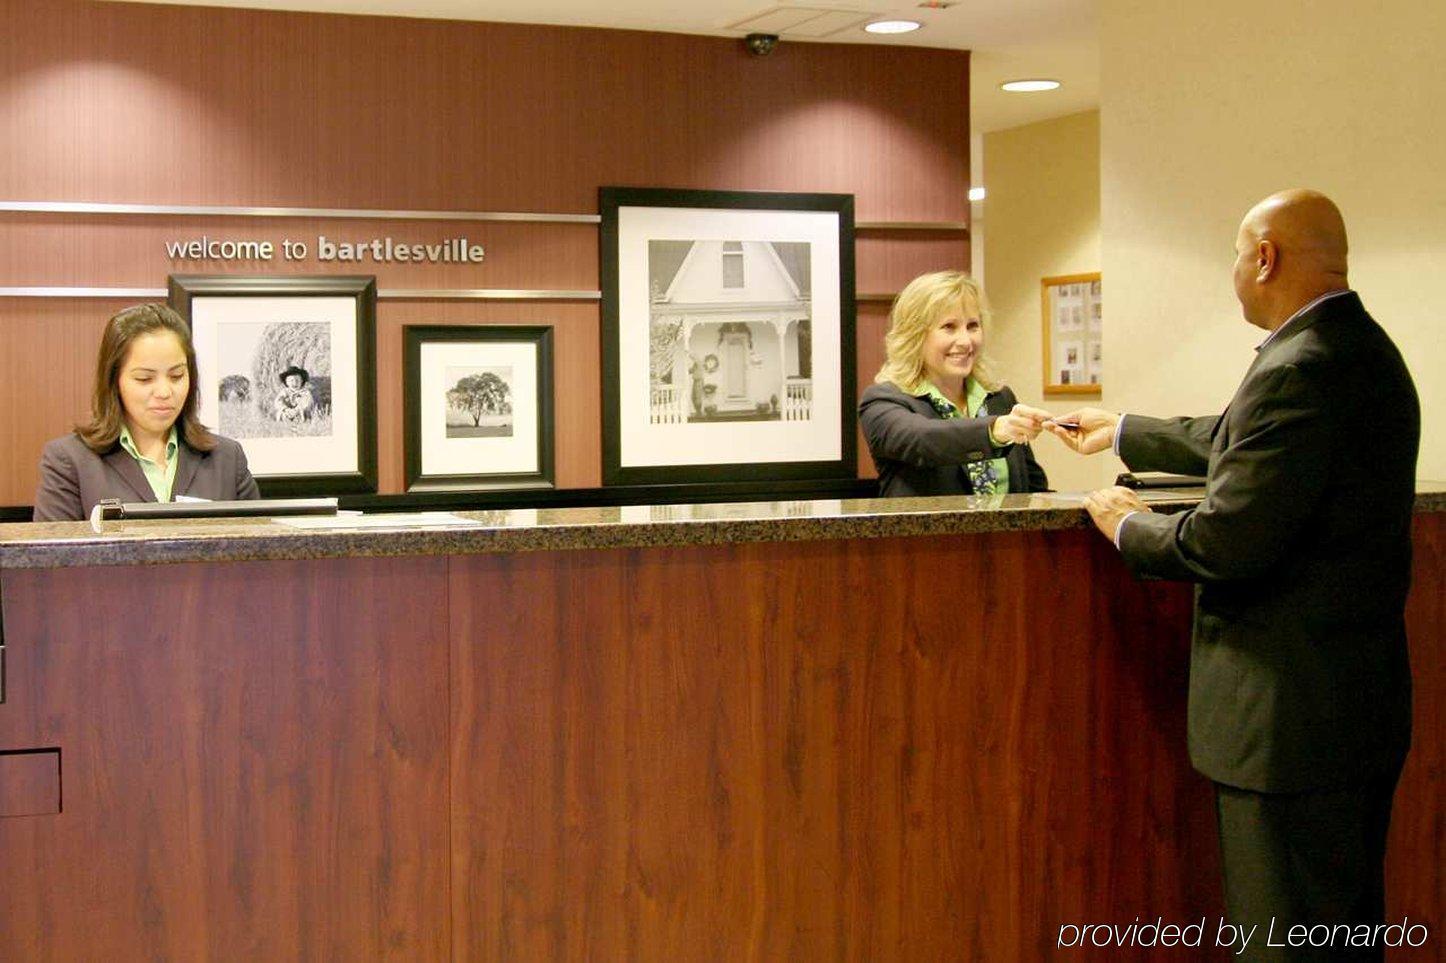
651, 379, 811, 423
784, 378, 812, 420
650, 383, 685, 424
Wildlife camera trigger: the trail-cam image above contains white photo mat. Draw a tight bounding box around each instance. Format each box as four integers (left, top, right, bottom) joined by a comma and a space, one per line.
418, 340, 539, 477
191, 294, 360, 476
615, 205, 844, 469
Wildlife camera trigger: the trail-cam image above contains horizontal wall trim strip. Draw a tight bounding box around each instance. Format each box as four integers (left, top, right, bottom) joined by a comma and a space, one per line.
0, 287, 168, 298
0, 287, 601, 301
2, 202, 967, 233
1, 200, 600, 224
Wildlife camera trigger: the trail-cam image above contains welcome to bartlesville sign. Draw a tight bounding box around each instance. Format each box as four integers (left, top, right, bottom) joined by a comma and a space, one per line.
165, 235, 485, 263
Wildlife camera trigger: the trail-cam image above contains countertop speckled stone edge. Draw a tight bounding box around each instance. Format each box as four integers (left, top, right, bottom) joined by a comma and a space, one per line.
2, 489, 1443, 570
0, 504, 1094, 569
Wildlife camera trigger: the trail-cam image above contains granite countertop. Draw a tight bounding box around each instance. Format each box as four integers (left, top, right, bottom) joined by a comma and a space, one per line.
2, 483, 1444, 570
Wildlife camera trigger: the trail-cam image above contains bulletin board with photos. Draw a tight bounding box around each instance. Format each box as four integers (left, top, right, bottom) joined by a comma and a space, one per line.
1041, 272, 1102, 395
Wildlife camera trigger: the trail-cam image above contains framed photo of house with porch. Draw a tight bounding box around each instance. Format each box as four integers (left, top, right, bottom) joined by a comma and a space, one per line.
600, 187, 856, 487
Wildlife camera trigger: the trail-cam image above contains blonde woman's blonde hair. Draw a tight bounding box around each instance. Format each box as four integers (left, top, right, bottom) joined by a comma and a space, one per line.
874, 270, 999, 393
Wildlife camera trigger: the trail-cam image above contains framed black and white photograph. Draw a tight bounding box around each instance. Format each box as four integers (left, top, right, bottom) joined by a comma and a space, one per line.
600, 186, 856, 487
403, 325, 554, 492
168, 275, 378, 495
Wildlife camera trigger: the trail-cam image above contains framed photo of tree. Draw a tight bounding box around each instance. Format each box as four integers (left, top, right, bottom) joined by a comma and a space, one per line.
168, 274, 378, 496
402, 325, 555, 492
600, 186, 856, 488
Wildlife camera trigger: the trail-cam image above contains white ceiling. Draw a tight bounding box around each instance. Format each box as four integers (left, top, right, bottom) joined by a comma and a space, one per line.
103, 0, 1097, 133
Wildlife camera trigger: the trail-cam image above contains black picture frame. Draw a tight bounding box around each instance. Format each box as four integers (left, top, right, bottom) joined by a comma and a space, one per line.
600, 186, 856, 488
402, 324, 555, 492
168, 274, 378, 497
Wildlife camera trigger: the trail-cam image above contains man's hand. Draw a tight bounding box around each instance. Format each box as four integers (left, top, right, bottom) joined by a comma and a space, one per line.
990, 403, 1052, 446
1045, 407, 1120, 455
1083, 485, 1150, 542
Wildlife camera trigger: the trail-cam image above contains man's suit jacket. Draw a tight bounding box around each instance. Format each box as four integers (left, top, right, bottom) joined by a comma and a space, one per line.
33, 432, 260, 522
859, 381, 1049, 497
1118, 292, 1418, 793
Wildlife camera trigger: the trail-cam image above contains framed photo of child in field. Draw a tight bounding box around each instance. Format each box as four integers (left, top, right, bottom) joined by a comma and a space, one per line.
168, 275, 378, 495
402, 325, 555, 492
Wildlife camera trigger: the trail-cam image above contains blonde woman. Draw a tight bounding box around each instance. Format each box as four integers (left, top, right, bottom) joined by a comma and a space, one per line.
859, 271, 1050, 497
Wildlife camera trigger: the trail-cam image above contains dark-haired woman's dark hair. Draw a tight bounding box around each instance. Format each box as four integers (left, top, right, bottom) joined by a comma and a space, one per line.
76, 303, 217, 454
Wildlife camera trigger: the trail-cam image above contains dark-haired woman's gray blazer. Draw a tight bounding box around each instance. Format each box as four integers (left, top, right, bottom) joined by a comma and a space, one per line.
859, 382, 1049, 497
32, 433, 260, 521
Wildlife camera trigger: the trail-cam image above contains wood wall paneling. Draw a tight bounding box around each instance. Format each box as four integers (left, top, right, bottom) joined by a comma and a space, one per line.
377, 302, 602, 491
855, 301, 890, 478
1, 3, 969, 217
0, 748, 61, 817
0, 557, 452, 961
447, 532, 1220, 960
0, 214, 599, 290
0, 0, 971, 506
0, 300, 111, 504
2, 293, 890, 500
1393, 512, 1446, 927
0, 516, 1440, 959
854, 231, 971, 295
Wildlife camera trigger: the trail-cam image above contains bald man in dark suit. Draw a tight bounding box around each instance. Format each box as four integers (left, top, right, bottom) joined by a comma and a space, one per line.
1048, 190, 1420, 961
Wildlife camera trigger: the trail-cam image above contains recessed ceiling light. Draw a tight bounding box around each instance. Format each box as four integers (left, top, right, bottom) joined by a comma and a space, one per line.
1000, 79, 1062, 93
864, 19, 922, 34
968, 187, 986, 202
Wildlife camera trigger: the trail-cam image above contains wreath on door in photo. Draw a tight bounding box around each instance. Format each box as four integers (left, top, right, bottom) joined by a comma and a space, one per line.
715, 322, 754, 348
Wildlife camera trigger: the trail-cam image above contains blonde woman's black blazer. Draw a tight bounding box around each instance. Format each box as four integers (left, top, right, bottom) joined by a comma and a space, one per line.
859, 382, 1048, 498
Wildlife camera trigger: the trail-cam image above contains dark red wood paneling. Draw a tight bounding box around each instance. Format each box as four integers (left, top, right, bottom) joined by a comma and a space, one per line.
0, 0, 973, 502
447, 531, 1220, 960
0, 556, 452, 961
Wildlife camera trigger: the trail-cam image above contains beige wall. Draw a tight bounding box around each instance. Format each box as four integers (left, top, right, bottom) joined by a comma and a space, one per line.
982, 110, 1110, 491
1101, 0, 1446, 479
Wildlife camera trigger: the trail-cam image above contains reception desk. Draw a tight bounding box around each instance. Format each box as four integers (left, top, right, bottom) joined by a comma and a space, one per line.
2, 488, 1443, 961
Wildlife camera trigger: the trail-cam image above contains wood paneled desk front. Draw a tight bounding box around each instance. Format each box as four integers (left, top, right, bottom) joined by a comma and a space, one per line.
2, 489, 1442, 960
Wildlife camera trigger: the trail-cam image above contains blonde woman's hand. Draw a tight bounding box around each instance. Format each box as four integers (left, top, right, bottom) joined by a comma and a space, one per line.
989, 403, 1051, 446
1044, 407, 1119, 455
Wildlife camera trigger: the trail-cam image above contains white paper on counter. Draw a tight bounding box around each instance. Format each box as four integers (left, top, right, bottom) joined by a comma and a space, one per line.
273, 512, 484, 530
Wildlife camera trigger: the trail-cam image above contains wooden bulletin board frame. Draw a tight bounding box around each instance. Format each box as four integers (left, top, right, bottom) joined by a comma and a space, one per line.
1041, 272, 1102, 396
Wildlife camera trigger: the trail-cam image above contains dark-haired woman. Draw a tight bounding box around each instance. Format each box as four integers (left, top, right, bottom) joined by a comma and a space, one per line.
33, 303, 259, 521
